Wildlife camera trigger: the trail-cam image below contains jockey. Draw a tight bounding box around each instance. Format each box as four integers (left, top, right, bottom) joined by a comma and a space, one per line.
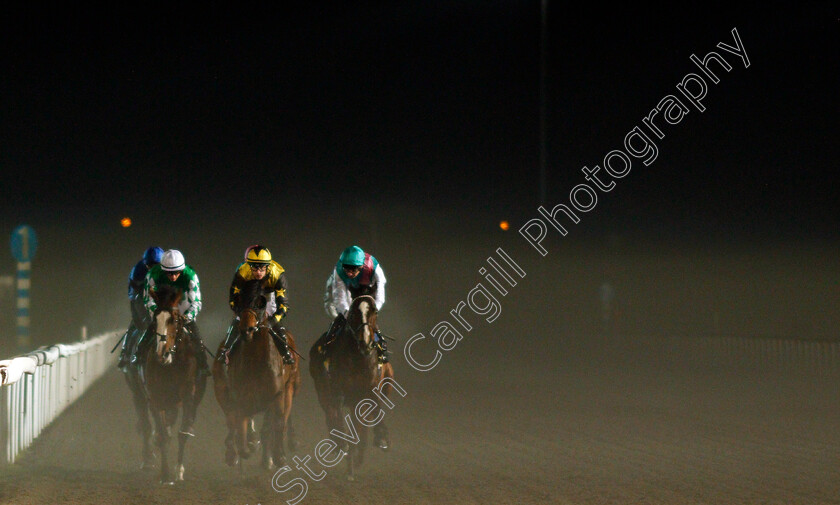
319, 245, 389, 363
218, 245, 295, 365
134, 249, 210, 376
118, 246, 163, 370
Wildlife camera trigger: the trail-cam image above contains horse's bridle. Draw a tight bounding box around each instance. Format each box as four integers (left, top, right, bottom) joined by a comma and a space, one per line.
239, 308, 267, 340
346, 296, 378, 355
154, 309, 184, 361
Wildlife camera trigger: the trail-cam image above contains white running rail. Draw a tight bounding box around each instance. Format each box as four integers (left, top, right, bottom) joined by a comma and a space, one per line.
0, 331, 121, 464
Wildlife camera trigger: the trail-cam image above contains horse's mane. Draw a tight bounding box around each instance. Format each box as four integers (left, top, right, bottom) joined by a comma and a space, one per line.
351, 295, 377, 314
348, 295, 378, 332
153, 283, 181, 309
238, 280, 267, 312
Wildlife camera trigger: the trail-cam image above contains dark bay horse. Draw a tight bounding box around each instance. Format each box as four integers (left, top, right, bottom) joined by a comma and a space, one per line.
144, 284, 207, 484
122, 324, 156, 470
309, 295, 395, 480
212, 282, 301, 470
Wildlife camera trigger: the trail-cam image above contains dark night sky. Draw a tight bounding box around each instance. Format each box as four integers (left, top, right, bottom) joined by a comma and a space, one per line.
2, 3, 835, 233
2, 4, 838, 237
0, 3, 838, 346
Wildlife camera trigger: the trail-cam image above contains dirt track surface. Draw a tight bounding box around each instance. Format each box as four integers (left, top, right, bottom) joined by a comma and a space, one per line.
1, 339, 838, 505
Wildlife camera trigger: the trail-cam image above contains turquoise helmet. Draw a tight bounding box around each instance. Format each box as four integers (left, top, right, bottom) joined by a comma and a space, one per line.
339, 246, 365, 267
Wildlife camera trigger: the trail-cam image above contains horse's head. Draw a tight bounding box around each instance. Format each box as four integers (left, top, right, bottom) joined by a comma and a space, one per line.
237, 308, 264, 342
150, 285, 186, 365
151, 306, 186, 365
235, 280, 268, 342
345, 295, 378, 355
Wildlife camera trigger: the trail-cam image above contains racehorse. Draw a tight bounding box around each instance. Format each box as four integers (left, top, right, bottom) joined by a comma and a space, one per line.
122, 324, 156, 470
143, 284, 208, 484
309, 295, 395, 480
212, 282, 301, 470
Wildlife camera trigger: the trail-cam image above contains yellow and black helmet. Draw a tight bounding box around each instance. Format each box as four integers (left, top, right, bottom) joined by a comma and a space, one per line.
246, 245, 272, 265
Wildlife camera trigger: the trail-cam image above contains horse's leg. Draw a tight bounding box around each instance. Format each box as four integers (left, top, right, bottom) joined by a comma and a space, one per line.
153, 409, 173, 485
345, 422, 356, 482
356, 419, 368, 468
271, 390, 288, 470
261, 410, 275, 470
124, 369, 156, 469
373, 365, 395, 451
176, 431, 189, 481
176, 396, 197, 482
236, 415, 251, 459
247, 417, 259, 450
284, 378, 298, 452
331, 397, 356, 482
193, 371, 208, 412
223, 410, 239, 467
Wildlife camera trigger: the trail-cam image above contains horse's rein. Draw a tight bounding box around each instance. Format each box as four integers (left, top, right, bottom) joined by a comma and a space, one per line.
154, 310, 185, 356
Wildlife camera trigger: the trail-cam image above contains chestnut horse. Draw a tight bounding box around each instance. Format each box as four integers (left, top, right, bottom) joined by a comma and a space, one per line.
309, 295, 395, 480
143, 284, 207, 484
212, 282, 301, 470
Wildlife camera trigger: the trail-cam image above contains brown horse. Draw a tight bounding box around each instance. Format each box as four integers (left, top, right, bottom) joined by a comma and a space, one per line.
309, 295, 395, 480
144, 284, 207, 484
212, 284, 301, 470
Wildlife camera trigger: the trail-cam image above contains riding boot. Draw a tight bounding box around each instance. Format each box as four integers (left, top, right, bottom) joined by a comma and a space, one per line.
270, 320, 295, 365
130, 328, 150, 366
117, 323, 137, 371
185, 321, 211, 377
217, 319, 239, 365
319, 313, 346, 354
373, 331, 390, 364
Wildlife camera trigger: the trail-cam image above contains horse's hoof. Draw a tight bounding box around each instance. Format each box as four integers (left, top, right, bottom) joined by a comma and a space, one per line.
160, 479, 175, 486
345, 474, 356, 482
376, 439, 390, 451
262, 457, 275, 471
176, 464, 185, 481
225, 449, 239, 467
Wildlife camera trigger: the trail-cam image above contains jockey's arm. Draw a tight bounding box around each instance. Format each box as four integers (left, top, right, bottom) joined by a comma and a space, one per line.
143, 273, 157, 316
273, 273, 289, 322
324, 271, 339, 319
228, 272, 242, 313
184, 272, 202, 322
373, 265, 387, 311
331, 268, 352, 316
128, 261, 144, 300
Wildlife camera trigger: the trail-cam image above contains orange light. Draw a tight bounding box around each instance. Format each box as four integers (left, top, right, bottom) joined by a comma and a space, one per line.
499, 220, 509, 231
120, 217, 132, 228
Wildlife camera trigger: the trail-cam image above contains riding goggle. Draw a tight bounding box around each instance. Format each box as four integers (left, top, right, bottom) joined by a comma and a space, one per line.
249, 262, 269, 270
342, 264, 362, 272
